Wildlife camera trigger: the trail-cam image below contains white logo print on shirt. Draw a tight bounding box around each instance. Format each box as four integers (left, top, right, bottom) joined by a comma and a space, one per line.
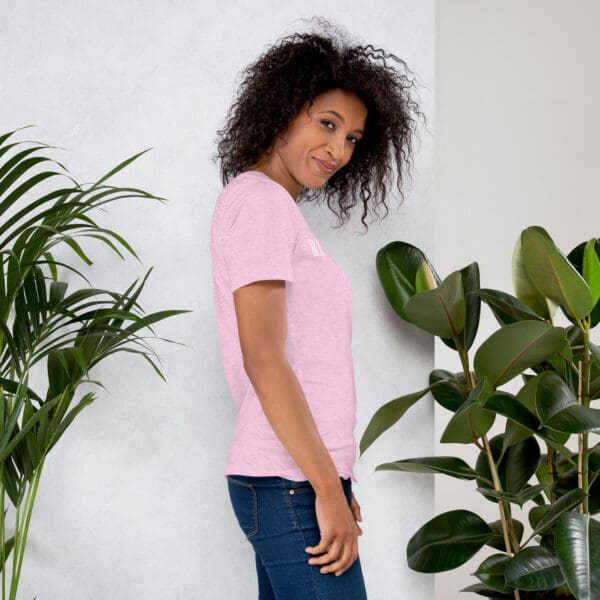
307, 238, 325, 257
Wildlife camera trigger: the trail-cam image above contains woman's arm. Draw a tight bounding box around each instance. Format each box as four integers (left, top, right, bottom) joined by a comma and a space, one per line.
233, 279, 361, 576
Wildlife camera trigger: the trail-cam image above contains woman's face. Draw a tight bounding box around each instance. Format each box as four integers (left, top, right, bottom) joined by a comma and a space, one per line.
252, 88, 368, 200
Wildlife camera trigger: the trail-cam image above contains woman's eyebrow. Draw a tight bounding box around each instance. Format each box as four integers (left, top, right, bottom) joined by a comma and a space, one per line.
318, 109, 364, 134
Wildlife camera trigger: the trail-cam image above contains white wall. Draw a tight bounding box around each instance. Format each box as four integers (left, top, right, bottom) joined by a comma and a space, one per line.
435, 2, 600, 598
1, 1, 434, 598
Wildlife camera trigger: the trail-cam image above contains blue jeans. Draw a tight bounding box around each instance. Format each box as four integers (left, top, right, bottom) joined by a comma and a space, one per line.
226, 474, 368, 599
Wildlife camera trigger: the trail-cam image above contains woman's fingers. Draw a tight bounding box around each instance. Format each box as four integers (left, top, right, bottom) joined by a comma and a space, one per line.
324, 538, 357, 576
306, 490, 361, 576
351, 492, 362, 522
305, 536, 332, 556
336, 538, 358, 576
307, 534, 359, 575
307, 540, 342, 567
350, 492, 363, 535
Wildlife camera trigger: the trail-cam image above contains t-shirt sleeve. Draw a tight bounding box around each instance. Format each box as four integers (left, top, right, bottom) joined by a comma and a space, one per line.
221, 182, 296, 293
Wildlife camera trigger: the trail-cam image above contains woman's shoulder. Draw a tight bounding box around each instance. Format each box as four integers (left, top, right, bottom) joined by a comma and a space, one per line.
213, 171, 303, 242
223, 170, 290, 198
218, 170, 297, 215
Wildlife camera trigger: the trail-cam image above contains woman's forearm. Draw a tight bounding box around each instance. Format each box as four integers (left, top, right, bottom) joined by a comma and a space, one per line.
244, 354, 344, 498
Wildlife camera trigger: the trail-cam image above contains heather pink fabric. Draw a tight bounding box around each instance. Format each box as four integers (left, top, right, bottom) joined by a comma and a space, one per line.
210, 170, 357, 482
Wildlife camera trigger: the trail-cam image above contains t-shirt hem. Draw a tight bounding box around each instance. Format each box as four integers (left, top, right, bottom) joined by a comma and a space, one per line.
224, 466, 356, 483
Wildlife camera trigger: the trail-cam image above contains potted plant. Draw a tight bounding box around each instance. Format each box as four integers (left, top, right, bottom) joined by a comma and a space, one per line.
0, 126, 189, 599
360, 227, 600, 599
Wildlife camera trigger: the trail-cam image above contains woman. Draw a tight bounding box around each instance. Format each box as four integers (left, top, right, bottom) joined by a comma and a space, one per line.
210, 21, 424, 599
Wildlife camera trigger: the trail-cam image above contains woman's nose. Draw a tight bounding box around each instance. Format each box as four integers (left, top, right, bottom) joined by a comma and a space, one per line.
326, 135, 346, 161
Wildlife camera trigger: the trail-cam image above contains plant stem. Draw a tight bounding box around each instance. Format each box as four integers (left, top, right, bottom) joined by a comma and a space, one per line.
456, 340, 484, 450
504, 500, 521, 553
455, 340, 520, 599
482, 433, 521, 599
577, 360, 583, 515
9, 482, 22, 600
9, 458, 44, 600
481, 434, 513, 553
580, 320, 591, 514
546, 445, 556, 504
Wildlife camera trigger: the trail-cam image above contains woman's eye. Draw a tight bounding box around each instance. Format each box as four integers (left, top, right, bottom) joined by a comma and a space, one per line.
321, 120, 335, 130
347, 136, 358, 145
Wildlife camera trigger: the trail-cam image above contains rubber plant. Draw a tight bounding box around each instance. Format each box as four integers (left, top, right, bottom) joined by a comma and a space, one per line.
360, 228, 600, 599
0, 126, 189, 598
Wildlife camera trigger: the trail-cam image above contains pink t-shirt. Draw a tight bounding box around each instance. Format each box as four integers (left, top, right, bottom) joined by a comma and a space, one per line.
210, 170, 357, 482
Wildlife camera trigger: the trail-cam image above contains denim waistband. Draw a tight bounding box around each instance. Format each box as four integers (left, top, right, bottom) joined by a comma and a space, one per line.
226, 474, 351, 490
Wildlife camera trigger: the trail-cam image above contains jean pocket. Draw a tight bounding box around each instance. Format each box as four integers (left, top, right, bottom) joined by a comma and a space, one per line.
227, 477, 259, 539
290, 483, 314, 494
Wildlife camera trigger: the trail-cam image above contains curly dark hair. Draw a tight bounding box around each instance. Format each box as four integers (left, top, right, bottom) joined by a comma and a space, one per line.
213, 19, 427, 232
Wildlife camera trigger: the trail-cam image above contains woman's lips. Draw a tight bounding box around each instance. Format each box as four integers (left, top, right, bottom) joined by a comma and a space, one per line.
315, 158, 335, 174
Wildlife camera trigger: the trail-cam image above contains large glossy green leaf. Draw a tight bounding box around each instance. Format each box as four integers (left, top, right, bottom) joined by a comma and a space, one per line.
376, 456, 477, 480
428, 369, 468, 412
440, 379, 495, 444
475, 435, 540, 504
460, 583, 513, 599
555, 512, 600, 600
568, 240, 600, 327
529, 503, 550, 531
545, 336, 576, 383
406, 509, 492, 572
521, 226, 594, 320
485, 393, 541, 432
536, 372, 600, 434
504, 546, 565, 590
582, 239, 600, 306
503, 419, 534, 453
523, 488, 588, 544
440, 262, 481, 351
545, 405, 600, 434
475, 288, 544, 326
502, 436, 541, 494
550, 466, 600, 516
536, 372, 578, 421
517, 370, 545, 414
414, 257, 437, 293
513, 229, 556, 319
517, 374, 570, 447
472, 553, 513, 593
486, 519, 524, 553
477, 483, 548, 508
375, 241, 440, 322
359, 386, 436, 456
405, 270, 466, 338
459, 262, 481, 353
474, 321, 567, 388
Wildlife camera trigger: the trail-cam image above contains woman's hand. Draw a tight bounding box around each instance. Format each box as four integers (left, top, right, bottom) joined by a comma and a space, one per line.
350, 491, 363, 536
305, 488, 363, 577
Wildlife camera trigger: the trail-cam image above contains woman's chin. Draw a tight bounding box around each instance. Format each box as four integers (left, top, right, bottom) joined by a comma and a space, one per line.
302, 176, 330, 190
